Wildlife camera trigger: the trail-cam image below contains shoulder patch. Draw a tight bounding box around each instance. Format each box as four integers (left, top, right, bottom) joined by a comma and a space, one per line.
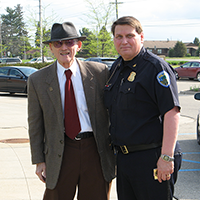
157, 71, 170, 87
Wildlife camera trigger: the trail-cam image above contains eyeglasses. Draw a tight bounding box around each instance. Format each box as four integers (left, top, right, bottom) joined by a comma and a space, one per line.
52, 39, 78, 48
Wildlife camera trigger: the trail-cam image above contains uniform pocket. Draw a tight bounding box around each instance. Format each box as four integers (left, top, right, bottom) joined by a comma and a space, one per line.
118, 83, 136, 110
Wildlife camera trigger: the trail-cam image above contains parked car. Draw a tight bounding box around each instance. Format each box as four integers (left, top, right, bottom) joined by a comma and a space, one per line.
0, 66, 38, 94
0, 57, 22, 64
28, 57, 54, 63
77, 57, 85, 61
194, 92, 200, 144
46, 57, 55, 63
85, 57, 116, 69
174, 61, 200, 81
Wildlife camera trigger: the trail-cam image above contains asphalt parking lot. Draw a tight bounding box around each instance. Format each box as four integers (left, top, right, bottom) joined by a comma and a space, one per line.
174, 79, 200, 200
0, 78, 200, 200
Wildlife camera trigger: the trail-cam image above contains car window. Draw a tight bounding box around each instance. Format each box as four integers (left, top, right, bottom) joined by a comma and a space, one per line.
90, 58, 100, 62
0, 68, 9, 76
9, 69, 22, 77
30, 58, 37, 62
182, 63, 191, 68
191, 62, 200, 67
7, 58, 20, 63
18, 67, 37, 76
1, 59, 6, 64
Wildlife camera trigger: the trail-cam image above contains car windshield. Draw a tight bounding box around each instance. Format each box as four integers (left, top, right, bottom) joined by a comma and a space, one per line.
30, 58, 37, 62
17, 67, 37, 76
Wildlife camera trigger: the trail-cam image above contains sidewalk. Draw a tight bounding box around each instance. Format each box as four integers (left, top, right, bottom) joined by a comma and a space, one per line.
0, 127, 117, 200
0, 94, 192, 200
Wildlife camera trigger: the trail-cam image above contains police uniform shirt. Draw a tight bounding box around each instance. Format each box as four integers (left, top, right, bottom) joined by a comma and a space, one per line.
104, 46, 180, 146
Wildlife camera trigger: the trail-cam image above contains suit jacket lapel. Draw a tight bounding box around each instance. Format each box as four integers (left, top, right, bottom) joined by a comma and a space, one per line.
45, 62, 64, 132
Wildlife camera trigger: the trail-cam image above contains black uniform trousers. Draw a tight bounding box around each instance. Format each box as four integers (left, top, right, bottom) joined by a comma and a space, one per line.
116, 144, 182, 200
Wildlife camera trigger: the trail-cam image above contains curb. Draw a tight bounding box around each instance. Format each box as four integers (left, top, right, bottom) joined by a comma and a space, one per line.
180, 90, 199, 95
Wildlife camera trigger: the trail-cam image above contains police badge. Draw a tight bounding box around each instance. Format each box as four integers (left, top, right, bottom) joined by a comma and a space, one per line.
128, 72, 136, 82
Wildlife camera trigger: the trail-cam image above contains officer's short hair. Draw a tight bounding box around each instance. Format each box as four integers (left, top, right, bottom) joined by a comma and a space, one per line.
111, 16, 143, 36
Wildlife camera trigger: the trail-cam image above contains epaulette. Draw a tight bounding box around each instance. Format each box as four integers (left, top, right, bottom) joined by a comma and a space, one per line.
143, 50, 165, 67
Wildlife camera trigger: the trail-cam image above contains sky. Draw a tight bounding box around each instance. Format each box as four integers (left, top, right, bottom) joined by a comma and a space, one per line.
0, 0, 200, 43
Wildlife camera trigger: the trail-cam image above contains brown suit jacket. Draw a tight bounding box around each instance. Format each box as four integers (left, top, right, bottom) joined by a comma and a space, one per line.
28, 59, 116, 189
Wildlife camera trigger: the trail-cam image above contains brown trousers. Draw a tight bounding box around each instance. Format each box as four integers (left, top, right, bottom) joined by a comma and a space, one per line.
43, 136, 111, 200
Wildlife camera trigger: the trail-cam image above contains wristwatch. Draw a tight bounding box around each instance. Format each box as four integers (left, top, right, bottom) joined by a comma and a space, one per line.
160, 154, 174, 162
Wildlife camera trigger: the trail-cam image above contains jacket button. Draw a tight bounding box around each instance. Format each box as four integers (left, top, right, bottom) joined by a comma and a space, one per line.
60, 140, 64, 144
58, 154, 61, 158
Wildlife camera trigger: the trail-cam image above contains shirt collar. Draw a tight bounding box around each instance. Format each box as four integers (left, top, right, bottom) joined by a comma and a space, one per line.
57, 59, 79, 77
121, 46, 145, 70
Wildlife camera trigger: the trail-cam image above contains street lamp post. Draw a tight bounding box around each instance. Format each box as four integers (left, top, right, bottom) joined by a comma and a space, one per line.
110, 0, 123, 20
0, 19, 2, 58
39, 0, 43, 62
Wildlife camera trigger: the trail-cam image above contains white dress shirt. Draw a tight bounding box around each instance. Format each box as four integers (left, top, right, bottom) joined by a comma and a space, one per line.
57, 60, 93, 133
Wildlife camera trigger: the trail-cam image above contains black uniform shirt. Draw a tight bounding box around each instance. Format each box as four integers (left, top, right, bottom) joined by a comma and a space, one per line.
104, 47, 180, 146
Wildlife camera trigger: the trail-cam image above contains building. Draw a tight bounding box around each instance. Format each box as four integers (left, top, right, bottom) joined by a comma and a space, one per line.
144, 40, 177, 57
143, 40, 198, 57
184, 43, 199, 56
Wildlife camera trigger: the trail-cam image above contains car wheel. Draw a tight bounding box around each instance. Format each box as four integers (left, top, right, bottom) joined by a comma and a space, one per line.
197, 73, 200, 82
174, 71, 179, 80
197, 114, 200, 145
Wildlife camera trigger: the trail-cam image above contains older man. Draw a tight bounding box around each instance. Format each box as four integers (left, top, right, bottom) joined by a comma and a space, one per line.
28, 22, 115, 200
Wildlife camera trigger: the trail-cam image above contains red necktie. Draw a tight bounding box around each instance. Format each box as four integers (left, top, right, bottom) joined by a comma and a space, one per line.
64, 70, 81, 139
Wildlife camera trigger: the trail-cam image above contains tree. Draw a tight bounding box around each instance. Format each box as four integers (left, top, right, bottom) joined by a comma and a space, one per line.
97, 26, 117, 57
26, 4, 60, 58
194, 37, 199, 46
77, 27, 96, 57
83, 0, 118, 57
169, 48, 175, 57
173, 41, 187, 57
196, 46, 200, 57
35, 21, 51, 48
1, 4, 30, 58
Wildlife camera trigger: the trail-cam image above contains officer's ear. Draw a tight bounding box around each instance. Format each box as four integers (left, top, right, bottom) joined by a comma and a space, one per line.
140, 32, 144, 44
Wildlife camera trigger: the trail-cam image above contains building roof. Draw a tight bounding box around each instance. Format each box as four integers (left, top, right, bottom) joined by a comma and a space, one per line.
144, 40, 177, 49
184, 43, 198, 50
143, 40, 199, 50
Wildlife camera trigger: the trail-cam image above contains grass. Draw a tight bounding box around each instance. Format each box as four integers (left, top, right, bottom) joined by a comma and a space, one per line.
190, 85, 200, 92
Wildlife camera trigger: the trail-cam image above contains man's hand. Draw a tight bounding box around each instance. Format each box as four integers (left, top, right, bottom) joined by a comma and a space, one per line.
157, 157, 174, 183
36, 162, 46, 183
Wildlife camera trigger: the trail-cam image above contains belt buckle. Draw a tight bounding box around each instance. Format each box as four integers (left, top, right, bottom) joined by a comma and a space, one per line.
74, 136, 81, 141
120, 145, 129, 154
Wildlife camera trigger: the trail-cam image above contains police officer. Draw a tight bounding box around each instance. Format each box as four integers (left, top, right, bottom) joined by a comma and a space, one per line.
104, 16, 182, 200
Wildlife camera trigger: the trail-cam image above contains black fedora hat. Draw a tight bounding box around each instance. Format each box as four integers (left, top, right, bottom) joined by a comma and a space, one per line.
43, 22, 86, 44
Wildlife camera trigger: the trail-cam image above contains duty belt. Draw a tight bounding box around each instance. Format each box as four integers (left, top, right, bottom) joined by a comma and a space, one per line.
115, 142, 162, 154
